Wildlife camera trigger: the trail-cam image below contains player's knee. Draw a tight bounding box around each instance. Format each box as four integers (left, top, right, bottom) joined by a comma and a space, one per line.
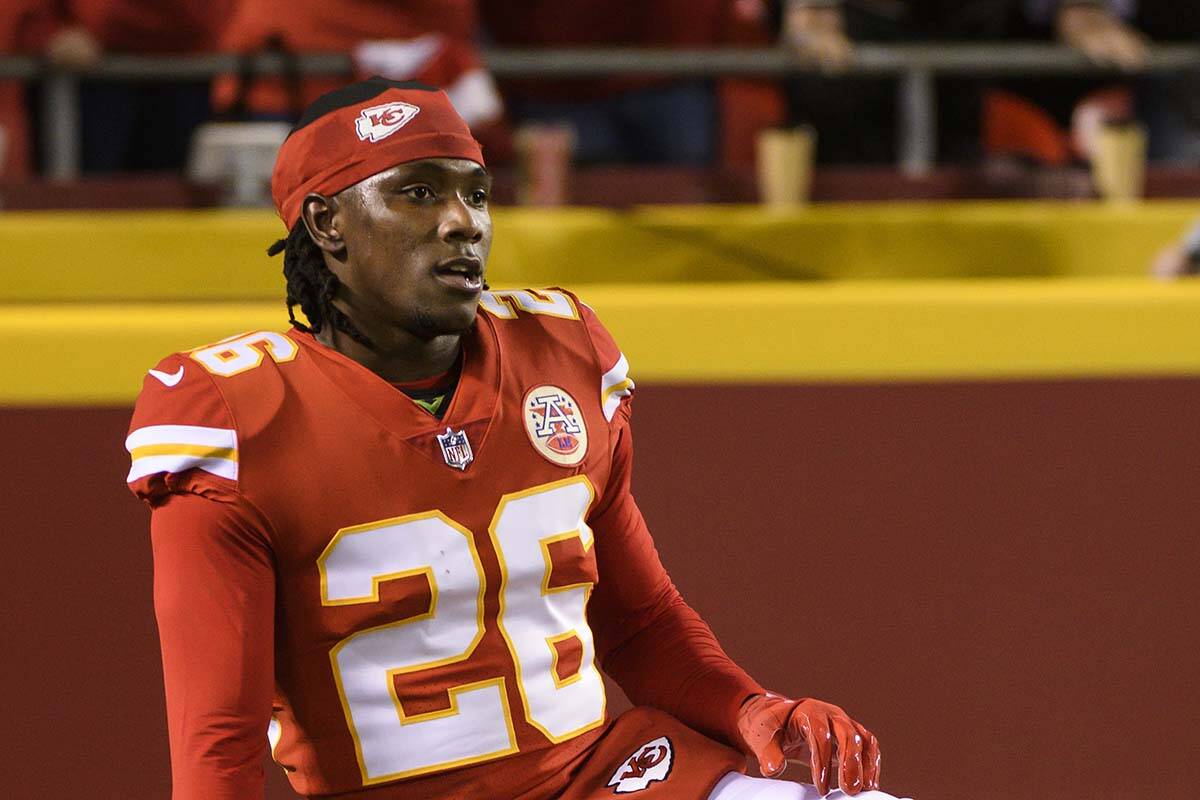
826, 789, 913, 800
710, 773, 913, 800
709, 772, 809, 800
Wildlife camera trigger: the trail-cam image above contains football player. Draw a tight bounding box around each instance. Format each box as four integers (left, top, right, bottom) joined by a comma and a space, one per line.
126, 78, 900, 800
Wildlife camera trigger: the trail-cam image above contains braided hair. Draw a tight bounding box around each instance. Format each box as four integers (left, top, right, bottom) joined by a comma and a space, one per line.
268, 223, 374, 348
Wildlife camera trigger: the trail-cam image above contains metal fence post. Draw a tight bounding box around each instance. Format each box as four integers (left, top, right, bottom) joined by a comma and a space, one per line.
898, 66, 936, 177
42, 72, 82, 181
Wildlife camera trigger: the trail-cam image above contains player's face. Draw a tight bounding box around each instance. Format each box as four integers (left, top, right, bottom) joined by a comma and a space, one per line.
335, 158, 493, 339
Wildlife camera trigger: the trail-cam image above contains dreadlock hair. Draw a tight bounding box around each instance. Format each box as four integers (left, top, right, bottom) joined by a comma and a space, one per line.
268, 222, 375, 349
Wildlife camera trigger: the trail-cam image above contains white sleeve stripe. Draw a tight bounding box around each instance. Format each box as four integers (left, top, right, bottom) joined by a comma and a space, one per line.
267, 718, 282, 756
125, 424, 236, 452
601, 353, 631, 391
126, 454, 239, 483
600, 353, 634, 422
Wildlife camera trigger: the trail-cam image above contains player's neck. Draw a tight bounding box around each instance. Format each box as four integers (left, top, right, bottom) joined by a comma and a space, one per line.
316, 322, 462, 384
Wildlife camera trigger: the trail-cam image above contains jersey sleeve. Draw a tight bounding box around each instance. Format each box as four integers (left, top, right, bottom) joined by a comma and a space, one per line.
579, 294, 760, 742
588, 423, 764, 748
128, 355, 278, 797
125, 353, 240, 507
151, 492, 276, 800
577, 298, 635, 429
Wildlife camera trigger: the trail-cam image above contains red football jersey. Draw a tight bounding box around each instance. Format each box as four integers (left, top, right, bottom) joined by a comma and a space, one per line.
127, 289, 760, 799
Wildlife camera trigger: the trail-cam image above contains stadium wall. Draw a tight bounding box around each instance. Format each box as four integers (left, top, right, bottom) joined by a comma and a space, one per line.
2, 378, 1197, 800
4, 205, 1199, 798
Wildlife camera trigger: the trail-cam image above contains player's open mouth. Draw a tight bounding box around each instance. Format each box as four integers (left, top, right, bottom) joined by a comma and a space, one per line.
433, 257, 484, 293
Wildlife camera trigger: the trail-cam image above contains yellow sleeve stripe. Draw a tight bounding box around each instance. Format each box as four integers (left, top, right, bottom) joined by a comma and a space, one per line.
601, 378, 633, 407
127, 453, 239, 483
600, 353, 634, 422
125, 424, 239, 483
129, 444, 238, 461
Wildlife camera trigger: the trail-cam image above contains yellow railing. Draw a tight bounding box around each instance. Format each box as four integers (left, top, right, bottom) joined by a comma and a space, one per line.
4, 279, 1200, 405
4, 203, 1200, 302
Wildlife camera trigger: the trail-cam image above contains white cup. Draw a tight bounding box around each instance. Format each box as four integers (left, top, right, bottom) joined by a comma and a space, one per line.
1092, 122, 1146, 202
756, 126, 817, 207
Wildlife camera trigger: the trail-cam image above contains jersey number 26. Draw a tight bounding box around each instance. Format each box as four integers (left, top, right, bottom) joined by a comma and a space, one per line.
317, 477, 605, 785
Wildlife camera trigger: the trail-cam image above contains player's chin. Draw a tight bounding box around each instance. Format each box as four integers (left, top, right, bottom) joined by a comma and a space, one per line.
415, 297, 480, 337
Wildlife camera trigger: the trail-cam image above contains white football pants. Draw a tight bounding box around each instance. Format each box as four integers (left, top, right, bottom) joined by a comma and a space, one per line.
709, 772, 912, 800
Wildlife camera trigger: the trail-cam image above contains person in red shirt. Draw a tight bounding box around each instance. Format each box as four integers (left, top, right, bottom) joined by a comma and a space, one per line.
212, 0, 507, 157
0, 1, 61, 180
213, 0, 478, 118
126, 78, 897, 800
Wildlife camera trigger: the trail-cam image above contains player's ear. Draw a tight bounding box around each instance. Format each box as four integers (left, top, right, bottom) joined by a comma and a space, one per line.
301, 192, 344, 255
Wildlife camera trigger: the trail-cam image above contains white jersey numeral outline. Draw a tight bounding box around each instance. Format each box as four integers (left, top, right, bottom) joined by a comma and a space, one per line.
190, 331, 298, 377
479, 289, 579, 320
489, 478, 605, 743
317, 477, 605, 785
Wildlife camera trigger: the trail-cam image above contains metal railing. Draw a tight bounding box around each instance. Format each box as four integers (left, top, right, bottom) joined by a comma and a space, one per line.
2, 43, 1199, 180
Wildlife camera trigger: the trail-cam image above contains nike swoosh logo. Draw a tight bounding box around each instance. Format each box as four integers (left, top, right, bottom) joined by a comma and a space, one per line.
148, 366, 185, 387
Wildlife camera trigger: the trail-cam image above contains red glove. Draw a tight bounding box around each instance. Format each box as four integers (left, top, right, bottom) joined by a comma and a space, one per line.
734, 693, 881, 796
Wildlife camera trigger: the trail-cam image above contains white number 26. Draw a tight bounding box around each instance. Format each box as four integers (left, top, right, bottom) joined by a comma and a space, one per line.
317, 477, 606, 785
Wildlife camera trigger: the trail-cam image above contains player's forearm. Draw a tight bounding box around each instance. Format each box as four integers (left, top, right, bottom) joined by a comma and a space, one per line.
167, 732, 266, 800
601, 593, 763, 746
589, 426, 762, 743
161, 660, 272, 800
151, 494, 278, 800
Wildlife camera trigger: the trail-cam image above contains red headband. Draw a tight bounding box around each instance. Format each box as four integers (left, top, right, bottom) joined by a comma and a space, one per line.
271, 83, 484, 229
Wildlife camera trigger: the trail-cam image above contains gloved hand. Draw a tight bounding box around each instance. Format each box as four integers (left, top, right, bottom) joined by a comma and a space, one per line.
734, 693, 881, 796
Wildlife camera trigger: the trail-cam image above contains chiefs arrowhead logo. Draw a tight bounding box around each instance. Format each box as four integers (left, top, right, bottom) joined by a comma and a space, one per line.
607, 737, 673, 794
354, 101, 420, 143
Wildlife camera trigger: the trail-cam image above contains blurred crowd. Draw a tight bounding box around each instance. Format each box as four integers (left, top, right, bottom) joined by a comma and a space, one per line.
2, 0, 1199, 181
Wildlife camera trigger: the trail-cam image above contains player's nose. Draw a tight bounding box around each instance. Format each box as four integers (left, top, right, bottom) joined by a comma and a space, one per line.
437, 196, 485, 244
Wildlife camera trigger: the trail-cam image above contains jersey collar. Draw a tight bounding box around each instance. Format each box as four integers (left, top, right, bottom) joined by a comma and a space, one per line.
287, 317, 500, 470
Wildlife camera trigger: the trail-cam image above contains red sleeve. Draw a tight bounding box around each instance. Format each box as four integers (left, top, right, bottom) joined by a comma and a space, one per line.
588, 423, 764, 747
6, 0, 68, 52
151, 492, 276, 800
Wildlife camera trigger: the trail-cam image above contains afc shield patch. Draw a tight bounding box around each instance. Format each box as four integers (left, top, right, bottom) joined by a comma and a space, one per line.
436, 427, 473, 471
523, 385, 588, 467
608, 737, 673, 794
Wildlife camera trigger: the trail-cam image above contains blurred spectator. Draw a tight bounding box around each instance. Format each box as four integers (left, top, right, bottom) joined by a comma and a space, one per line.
779, 1, 1162, 168
780, 1, 1005, 164
781, 0, 855, 72
1038, 0, 1147, 69
0, 1, 60, 180
988, 1, 1147, 161
213, 3, 494, 118
783, 1, 1147, 72
479, 0, 783, 167
1129, 0, 1200, 163
210, 0, 505, 158
50, 0, 230, 173
353, 36, 503, 132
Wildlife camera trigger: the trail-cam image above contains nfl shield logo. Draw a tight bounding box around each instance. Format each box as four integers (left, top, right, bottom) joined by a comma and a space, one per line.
436, 427, 473, 471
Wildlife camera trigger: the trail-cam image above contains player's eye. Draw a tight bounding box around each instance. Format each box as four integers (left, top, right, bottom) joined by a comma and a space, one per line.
402, 185, 434, 201
468, 188, 489, 206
